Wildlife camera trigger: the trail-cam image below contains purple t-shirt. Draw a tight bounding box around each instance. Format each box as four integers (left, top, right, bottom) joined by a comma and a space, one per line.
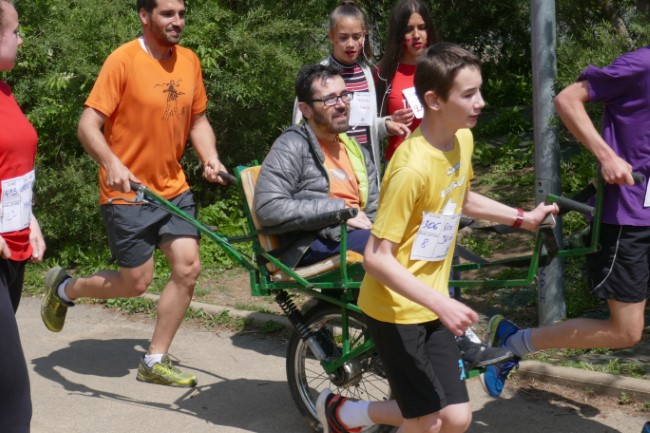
580, 45, 650, 225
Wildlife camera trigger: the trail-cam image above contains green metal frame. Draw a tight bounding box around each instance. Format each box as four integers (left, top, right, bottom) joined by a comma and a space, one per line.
126, 166, 611, 382
450, 177, 604, 289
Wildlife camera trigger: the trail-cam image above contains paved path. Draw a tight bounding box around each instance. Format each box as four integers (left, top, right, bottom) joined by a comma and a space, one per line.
17, 297, 647, 433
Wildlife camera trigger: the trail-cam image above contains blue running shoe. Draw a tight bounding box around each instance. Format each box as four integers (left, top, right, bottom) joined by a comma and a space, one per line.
483, 315, 521, 397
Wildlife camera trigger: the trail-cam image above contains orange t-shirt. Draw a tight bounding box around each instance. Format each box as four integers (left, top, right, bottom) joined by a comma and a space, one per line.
84, 39, 208, 203
318, 137, 360, 209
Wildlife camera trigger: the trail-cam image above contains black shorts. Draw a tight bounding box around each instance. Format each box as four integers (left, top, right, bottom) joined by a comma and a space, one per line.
100, 190, 199, 268
587, 223, 650, 303
364, 314, 469, 419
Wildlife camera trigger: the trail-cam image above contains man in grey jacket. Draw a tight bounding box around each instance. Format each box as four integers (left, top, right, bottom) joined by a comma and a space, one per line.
255, 63, 378, 269
254, 62, 513, 372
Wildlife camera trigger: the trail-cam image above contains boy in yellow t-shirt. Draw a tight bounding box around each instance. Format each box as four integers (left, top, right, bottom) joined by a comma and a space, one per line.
316, 42, 558, 433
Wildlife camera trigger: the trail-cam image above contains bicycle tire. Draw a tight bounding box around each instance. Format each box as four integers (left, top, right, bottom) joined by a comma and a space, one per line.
286, 302, 396, 433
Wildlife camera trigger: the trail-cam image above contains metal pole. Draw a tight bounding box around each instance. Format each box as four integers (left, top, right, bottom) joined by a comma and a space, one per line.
531, 0, 565, 325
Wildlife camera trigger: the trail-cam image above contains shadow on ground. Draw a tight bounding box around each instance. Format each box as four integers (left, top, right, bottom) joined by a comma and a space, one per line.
31, 337, 303, 433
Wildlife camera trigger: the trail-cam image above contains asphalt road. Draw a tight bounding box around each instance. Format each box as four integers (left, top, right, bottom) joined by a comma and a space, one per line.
16, 296, 647, 433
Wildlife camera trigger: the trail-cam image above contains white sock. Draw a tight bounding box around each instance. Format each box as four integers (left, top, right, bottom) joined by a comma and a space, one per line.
338, 399, 373, 429
57, 280, 73, 303
144, 353, 164, 368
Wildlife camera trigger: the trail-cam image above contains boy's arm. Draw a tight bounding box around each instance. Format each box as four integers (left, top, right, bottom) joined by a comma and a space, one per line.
462, 191, 557, 231
363, 234, 478, 336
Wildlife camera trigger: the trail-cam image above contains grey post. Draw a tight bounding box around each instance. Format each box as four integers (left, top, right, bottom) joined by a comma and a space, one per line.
531, 0, 566, 324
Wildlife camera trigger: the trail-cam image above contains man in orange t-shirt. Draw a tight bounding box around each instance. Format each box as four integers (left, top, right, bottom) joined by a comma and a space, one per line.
40, 0, 228, 388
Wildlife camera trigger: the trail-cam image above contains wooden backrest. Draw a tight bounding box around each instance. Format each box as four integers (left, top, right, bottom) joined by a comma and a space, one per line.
239, 166, 281, 272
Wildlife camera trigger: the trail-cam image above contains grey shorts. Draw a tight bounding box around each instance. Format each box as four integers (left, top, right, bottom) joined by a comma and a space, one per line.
100, 190, 199, 268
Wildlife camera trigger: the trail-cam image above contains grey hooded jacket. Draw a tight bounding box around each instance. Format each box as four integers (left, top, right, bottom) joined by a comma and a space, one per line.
254, 123, 379, 269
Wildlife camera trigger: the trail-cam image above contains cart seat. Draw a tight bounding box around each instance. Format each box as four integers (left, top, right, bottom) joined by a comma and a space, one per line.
239, 166, 363, 281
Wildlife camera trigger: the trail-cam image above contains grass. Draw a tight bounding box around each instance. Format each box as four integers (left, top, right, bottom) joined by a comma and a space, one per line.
525, 346, 650, 380
99, 295, 287, 336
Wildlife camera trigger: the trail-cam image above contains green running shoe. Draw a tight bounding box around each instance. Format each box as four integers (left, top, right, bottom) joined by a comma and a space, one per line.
136, 354, 197, 388
41, 267, 74, 332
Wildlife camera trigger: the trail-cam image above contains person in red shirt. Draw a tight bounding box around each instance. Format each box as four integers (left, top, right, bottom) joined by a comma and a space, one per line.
0, 1, 47, 431
376, 0, 439, 160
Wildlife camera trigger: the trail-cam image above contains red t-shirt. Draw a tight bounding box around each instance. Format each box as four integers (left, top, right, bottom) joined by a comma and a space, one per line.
0, 81, 38, 261
385, 63, 422, 160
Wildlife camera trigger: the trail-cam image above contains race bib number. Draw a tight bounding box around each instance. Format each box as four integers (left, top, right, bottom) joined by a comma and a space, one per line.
410, 212, 460, 262
349, 92, 373, 127
402, 87, 424, 120
0, 170, 34, 233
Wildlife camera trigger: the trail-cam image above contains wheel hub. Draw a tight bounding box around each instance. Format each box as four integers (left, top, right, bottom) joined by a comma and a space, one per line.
329, 358, 363, 387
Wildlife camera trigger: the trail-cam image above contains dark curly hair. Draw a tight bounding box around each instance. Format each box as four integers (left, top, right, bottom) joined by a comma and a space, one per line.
295, 63, 342, 104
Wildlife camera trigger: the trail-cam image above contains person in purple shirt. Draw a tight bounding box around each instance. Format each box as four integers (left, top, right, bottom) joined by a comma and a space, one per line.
482, 47, 650, 398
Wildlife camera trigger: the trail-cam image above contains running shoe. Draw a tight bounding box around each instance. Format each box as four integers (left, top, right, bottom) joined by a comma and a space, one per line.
483, 314, 521, 397
457, 333, 514, 371
136, 354, 197, 387
41, 267, 74, 332
316, 388, 361, 433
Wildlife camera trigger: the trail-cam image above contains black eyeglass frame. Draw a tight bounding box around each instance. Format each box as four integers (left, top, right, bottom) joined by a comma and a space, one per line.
308, 91, 355, 107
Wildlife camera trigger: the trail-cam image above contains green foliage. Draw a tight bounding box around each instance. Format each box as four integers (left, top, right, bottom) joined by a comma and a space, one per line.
196, 189, 250, 269
11, 0, 650, 299
35, 157, 106, 261
105, 297, 158, 316
180, 0, 332, 174
9, 0, 331, 265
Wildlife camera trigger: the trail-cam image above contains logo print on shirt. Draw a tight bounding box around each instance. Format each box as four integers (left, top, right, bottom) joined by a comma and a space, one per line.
155, 79, 185, 120
447, 161, 461, 175
329, 168, 349, 181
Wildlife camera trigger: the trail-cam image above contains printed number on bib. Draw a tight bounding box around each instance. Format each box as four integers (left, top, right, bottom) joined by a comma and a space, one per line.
410, 212, 460, 262
0, 170, 34, 233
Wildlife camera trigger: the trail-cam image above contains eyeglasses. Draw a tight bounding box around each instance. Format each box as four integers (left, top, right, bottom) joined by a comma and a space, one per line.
310, 91, 354, 107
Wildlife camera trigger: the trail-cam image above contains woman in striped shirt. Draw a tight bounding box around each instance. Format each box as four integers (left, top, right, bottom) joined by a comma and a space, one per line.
293, 1, 410, 187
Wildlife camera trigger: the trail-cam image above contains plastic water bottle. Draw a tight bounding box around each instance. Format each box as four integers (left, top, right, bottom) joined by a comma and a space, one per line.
642, 421, 650, 433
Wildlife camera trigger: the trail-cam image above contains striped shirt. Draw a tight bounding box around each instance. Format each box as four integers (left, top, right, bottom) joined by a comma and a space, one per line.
329, 56, 370, 146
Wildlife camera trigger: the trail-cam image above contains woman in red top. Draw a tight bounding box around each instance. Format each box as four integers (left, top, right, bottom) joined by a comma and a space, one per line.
0, 1, 46, 431
376, 0, 439, 160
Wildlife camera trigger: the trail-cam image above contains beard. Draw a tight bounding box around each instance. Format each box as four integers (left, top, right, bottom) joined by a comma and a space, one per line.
313, 106, 349, 134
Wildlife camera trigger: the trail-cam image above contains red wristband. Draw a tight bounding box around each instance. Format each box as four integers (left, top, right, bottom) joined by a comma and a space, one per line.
511, 208, 524, 229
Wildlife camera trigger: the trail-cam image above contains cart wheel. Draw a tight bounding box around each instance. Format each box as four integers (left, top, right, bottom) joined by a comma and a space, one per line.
286, 302, 396, 433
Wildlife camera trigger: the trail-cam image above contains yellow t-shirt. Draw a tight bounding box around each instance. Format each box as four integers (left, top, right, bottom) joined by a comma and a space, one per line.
358, 127, 474, 324
85, 39, 208, 204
